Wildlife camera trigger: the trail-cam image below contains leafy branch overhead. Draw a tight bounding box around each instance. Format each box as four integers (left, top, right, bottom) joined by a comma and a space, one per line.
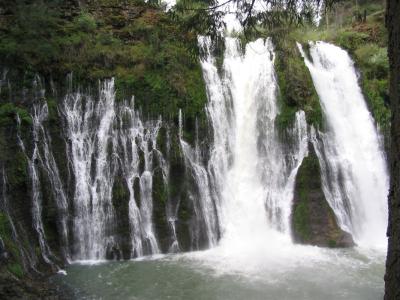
172, 0, 338, 37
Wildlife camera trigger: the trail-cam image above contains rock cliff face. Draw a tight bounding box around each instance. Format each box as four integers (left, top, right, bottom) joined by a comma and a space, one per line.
291, 143, 354, 248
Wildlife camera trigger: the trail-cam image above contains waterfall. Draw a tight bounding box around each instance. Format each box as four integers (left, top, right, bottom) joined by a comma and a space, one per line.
179, 109, 219, 248
18, 102, 58, 265
117, 98, 164, 257
299, 42, 389, 248
62, 79, 165, 260
198, 36, 309, 251
16, 91, 71, 266
62, 80, 118, 260
13, 73, 68, 266
3, 35, 389, 268
32, 103, 70, 261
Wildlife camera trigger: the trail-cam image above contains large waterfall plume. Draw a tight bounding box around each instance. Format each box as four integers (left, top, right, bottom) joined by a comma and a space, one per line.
177, 35, 310, 265
182, 1, 389, 266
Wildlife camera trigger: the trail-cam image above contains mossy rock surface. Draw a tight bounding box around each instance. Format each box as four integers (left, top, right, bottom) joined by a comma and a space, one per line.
273, 38, 323, 130
111, 176, 132, 259
291, 143, 354, 248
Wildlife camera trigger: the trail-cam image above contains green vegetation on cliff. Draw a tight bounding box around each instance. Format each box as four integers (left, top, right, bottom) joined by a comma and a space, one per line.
273, 38, 323, 129
0, 104, 32, 127
292, 149, 316, 242
0, 0, 207, 120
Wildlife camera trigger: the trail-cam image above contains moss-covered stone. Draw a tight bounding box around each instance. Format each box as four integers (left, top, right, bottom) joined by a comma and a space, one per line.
0, 212, 26, 279
291, 143, 354, 248
167, 128, 193, 251
152, 167, 169, 252
111, 177, 132, 259
7, 263, 24, 279
273, 38, 323, 129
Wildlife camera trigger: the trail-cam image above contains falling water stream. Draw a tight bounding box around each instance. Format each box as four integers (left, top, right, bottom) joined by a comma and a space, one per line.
299, 42, 389, 248
62, 79, 167, 260
197, 36, 310, 257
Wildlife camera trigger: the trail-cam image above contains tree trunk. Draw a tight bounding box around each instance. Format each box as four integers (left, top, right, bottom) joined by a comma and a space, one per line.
384, 0, 400, 299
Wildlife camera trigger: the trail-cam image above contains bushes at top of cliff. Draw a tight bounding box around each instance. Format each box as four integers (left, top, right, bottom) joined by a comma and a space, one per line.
0, 1, 63, 72
0, 0, 207, 119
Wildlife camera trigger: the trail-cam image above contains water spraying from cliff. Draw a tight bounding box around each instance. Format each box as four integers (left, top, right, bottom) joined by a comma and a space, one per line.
299, 42, 389, 248
117, 98, 165, 257
62, 80, 118, 260
179, 109, 219, 248
62, 79, 166, 260
16, 98, 70, 267
32, 102, 70, 261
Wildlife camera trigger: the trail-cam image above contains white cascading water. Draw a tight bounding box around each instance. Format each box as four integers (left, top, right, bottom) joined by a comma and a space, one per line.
179, 109, 219, 248
18, 102, 56, 265
196, 36, 309, 259
299, 42, 389, 248
63, 80, 118, 260
62, 79, 165, 260
32, 102, 70, 261
117, 98, 165, 257
15, 75, 70, 265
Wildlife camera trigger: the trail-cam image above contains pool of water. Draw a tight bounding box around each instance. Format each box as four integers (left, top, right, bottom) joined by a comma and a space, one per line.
52, 245, 385, 300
